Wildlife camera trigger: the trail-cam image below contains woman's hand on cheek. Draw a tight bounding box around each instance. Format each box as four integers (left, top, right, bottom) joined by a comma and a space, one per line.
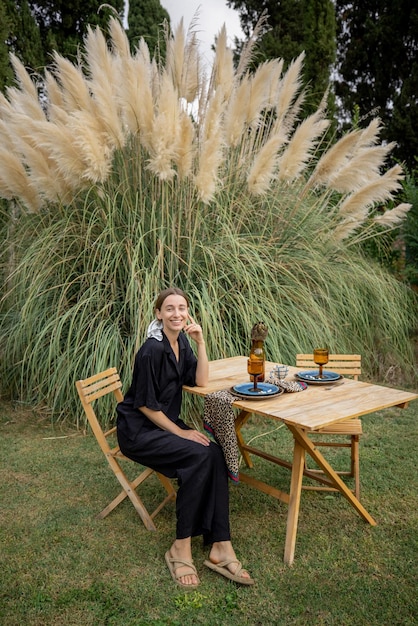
183, 315, 205, 344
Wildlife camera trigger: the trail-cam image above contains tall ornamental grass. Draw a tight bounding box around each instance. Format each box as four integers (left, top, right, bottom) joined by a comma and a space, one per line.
0, 17, 416, 424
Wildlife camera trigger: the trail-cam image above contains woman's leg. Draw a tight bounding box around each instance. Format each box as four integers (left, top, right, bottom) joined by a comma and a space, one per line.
173, 438, 231, 541
118, 426, 231, 536
118, 427, 253, 584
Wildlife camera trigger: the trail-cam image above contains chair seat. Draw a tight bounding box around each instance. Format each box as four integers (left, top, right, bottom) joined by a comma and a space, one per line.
316, 418, 362, 436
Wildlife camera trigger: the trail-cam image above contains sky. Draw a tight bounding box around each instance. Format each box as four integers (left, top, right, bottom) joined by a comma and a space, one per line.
160, 1, 244, 66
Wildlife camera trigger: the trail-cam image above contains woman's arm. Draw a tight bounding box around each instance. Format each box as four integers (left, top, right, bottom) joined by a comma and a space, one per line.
194, 341, 209, 387
139, 405, 210, 446
183, 314, 209, 386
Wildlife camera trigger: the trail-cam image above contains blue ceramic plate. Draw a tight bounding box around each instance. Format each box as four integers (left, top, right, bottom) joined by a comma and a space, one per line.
231, 382, 283, 400
296, 370, 342, 384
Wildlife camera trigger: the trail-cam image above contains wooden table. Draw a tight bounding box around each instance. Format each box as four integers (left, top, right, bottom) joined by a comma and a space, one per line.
183, 356, 418, 565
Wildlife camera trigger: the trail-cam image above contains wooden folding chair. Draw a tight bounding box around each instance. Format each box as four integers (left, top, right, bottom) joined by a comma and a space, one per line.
76, 367, 176, 531
296, 354, 363, 499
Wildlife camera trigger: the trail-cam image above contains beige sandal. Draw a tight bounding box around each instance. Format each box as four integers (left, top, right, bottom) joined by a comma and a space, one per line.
165, 551, 200, 590
204, 558, 254, 585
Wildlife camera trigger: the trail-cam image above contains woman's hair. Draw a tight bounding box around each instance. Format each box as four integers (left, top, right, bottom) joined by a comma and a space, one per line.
154, 287, 189, 312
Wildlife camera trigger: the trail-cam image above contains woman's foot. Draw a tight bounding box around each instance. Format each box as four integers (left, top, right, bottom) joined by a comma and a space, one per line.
205, 541, 254, 585
166, 539, 200, 588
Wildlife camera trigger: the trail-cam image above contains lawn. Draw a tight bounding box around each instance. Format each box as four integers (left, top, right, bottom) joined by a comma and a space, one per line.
0, 394, 417, 626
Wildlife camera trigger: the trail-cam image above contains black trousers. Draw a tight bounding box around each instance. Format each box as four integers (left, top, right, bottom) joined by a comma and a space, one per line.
117, 420, 231, 543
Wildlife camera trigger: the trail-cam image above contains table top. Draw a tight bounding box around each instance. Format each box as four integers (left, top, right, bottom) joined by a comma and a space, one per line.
183, 356, 418, 431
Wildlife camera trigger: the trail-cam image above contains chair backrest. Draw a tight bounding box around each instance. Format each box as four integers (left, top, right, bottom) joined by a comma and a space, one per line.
296, 354, 362, 380
75, 367, 123, 453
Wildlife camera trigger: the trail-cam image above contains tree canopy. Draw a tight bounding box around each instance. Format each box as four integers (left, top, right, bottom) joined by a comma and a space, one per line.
0, 0, 45, 89
0, 1, 14, 90
126, 0, 170, 56
0, 0, 173, 89
26, 0, 124, 60
227, 0, 336, 117
335, 0, 418, 169
228, 0, 417, 168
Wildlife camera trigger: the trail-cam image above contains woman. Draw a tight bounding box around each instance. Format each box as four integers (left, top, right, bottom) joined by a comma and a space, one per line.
116, 287, 253, 589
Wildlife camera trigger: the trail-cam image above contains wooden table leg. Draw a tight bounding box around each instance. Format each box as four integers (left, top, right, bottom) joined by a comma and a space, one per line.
288, 424, 377, 526
283, 438, 305, 565
235, 410, 254, 468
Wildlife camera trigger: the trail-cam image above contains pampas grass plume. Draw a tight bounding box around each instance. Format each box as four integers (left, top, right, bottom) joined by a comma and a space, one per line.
0, 148, 40, 211
247, 129, 287, 194
211, 25, 235, 99
309, 118, 387, 192
326, 143, 397, 192
117, 54, 154, 141
333, 210, 369, 241
223, 77, 251, 147
278, 109, 330, 181
243, 61, 276, 127
275, 52, 305, 124
51, 53, 93, 114
83, 26, 126, 149
195, 130, 224, 203
166, 19, 186, 93
7, 116, 71, 202
374, 203, 411, 227
175, 111, 195, 179
28, 119, 94, 188
69, 112, 114, 183
167, 20, 201, 104
194, 87, 226, 199
146, 72, 180, 180
338, 165, 404, 218
108, 16, 131, 58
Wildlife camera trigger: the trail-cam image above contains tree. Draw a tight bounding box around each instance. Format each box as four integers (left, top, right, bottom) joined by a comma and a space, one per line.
27, 0, 125, 61
0, 2, 13, 90
0, 0, 45, 91
126, 0, 170, 57
0, 0, 170, 89
227, 0, 336, 117
335, 0, 418, 169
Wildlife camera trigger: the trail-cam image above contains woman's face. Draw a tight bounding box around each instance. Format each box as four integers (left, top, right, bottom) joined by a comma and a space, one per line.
156, 294, 188, 333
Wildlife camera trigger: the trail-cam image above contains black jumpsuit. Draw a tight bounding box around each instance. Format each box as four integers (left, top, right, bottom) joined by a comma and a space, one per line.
116, 332, 231, 543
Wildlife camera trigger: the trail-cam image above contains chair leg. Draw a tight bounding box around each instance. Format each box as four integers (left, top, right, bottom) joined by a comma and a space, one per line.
302, 435, 361, 500
98, 466, 159, 530
352, 435, 360, 500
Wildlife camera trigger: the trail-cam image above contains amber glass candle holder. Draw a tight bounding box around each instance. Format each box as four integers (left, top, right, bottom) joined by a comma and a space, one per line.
313, 348, 329, 379
247, 357, 264, 391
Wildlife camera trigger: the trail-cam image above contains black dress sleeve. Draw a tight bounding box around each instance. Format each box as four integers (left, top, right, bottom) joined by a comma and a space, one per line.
131, 342, 165, 412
